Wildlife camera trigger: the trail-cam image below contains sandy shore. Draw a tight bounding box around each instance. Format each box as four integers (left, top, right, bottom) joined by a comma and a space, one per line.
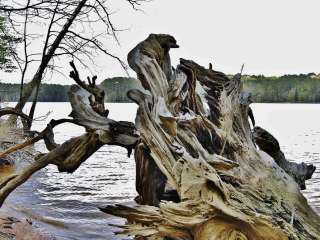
0, 211, 56, 240
0, 164, 56, 240
0, 133, 56, 240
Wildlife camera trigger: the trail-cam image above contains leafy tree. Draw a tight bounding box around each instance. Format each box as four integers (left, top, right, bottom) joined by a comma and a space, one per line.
0, 16, 20, 72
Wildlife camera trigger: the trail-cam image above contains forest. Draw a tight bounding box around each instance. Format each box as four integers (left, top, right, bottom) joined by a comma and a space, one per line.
242, 73, 320, 102
0, 77, 141, 102
2, 73, 320, 102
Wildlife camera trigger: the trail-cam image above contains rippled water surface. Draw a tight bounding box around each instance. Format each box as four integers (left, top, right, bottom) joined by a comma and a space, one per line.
252, 103, 320, 213
2, 102, 320, 239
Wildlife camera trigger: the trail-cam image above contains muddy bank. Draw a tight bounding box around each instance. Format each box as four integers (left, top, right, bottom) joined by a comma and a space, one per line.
0, 210, 56, 240
0, 165, 56, 240
0, 131, 56, 240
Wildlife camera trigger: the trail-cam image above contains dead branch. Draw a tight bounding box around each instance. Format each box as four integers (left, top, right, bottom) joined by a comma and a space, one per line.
253, 126, 316, 190
0, 63, 139, 207
2, 0, 144, 126
0, 118, 75, 158
0, 107, 31, 129
69, 61, 107, 116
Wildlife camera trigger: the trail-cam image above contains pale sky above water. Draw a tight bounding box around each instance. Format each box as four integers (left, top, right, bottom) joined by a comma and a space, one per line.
2, 0, 320, 84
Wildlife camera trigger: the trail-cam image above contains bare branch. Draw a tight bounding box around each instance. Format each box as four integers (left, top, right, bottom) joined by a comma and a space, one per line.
0, 107, 31, 129
67, 30, 129, 74
69, 61, 107, 116
0, 72, 139, 207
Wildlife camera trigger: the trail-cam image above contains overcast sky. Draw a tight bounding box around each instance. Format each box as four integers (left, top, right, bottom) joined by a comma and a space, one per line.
3, 0, 320, 84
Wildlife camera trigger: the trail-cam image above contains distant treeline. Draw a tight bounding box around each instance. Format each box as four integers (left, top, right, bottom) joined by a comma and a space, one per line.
242, 73, 320, 103
0, 77, 142, 103
0, 83, 70, 102
1, 74, 320, 103
100, 77, 142, 102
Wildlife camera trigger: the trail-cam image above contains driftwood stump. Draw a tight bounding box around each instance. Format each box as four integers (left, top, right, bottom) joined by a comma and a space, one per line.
101, 34, 319, 240
0, 34, 318, 240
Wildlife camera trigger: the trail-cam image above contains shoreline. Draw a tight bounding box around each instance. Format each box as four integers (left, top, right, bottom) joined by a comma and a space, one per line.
0, 165, 56, 240
0, 131, 56, 240
0, 208, 56, 240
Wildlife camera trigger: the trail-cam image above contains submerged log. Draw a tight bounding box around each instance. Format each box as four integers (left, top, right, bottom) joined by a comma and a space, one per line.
101, 34, 320, 240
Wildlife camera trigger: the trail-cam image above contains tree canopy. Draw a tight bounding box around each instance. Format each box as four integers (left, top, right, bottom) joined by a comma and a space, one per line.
0, 16, 20, 72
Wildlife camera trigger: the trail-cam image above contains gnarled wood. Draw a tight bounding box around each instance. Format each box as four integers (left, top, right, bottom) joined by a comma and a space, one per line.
253, 126, 316, 190
0, 107, 32, 130
69, 61, 107, 116
101, 34, 320, 240
0, 62, 139, 207
0, 119, 74, 159
0, 35, 318, 240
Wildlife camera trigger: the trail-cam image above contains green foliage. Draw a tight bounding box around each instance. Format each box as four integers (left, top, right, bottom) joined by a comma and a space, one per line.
0, 77, 143, 102
0, 16, 20, 72
242, 73, 320, 103
0, 16, 8, 67
0, 83, 69, 102
1, 75, 320, 103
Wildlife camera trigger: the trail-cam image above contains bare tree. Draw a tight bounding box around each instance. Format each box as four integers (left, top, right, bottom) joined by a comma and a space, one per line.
0, 0, 144, 127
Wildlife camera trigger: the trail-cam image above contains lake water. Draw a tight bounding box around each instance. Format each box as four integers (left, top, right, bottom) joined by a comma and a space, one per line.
1, 102, 320, 239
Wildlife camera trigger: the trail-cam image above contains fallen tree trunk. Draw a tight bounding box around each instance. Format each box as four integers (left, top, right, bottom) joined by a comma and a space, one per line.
0, 62, 139, 207
101, 34, 319, 240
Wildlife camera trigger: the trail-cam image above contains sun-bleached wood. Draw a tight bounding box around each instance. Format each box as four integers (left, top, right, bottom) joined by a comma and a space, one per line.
0, 34, 318, 240
0, 63, 139, 207
101, 34, 319, 240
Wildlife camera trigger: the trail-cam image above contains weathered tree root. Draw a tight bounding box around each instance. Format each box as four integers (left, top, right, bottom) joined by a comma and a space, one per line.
253, 126, 316, 190
101, 34, 320, 240
0, 34, 318, 240
0, 63, 139, 207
